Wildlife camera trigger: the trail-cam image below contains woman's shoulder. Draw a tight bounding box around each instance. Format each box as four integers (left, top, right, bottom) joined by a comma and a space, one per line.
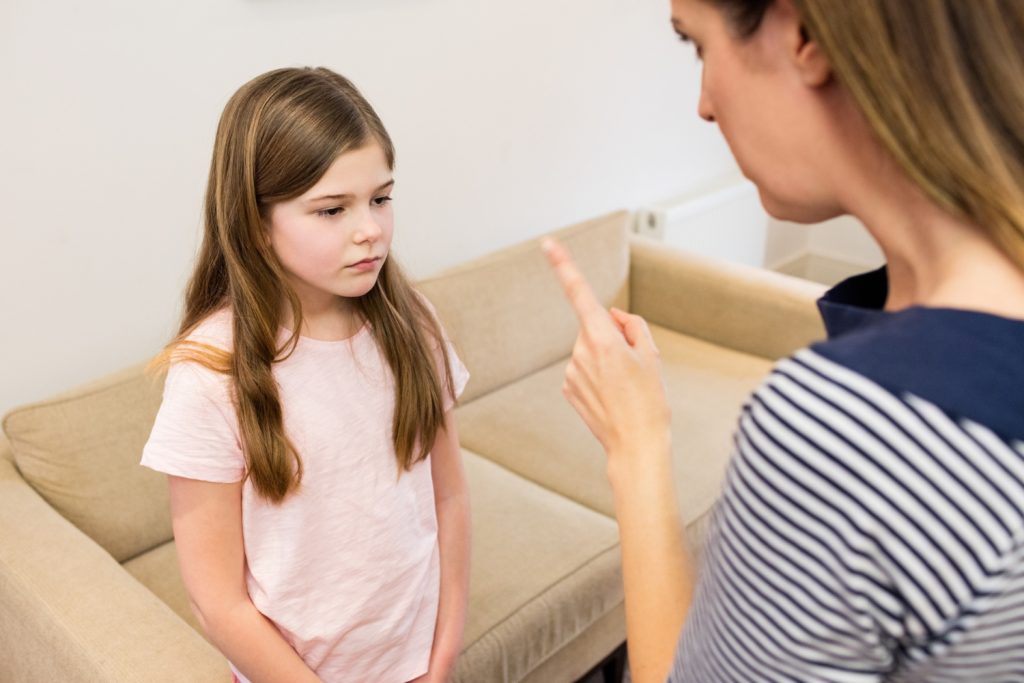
779, 307, 1024, 444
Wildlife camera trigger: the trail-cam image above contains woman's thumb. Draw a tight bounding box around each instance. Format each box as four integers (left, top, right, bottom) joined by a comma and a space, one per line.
609, 308, 658, 355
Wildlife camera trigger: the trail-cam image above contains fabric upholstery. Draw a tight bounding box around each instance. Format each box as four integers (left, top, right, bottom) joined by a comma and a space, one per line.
418, 211, 630, 404
456, 324, 774, 525
2, 364, 172, 563
520, 604, 625, 683
455, 450, 622, 683
0, 453, 226, 683
630, 238, 827, 361
122, 540, 203, 636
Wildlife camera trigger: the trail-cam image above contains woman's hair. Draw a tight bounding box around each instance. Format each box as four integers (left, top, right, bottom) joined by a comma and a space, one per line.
712, 0, 1024, 270
155, 67, 455, 503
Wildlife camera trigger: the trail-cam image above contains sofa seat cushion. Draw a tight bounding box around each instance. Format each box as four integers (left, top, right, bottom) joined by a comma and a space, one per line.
456, 324, 774, 527
124, 450, 623, 682
2, 364, 172, 563
122, 541, 201, 635
456, 450, 622, 682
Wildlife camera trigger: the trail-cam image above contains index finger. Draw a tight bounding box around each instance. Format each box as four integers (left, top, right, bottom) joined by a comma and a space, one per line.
541, 238, 611, 328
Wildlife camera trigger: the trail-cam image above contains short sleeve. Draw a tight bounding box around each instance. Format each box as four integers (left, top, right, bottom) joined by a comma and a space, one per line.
415, 290, 470, 412
439, 338, 470, 412
141, 361, 246, 483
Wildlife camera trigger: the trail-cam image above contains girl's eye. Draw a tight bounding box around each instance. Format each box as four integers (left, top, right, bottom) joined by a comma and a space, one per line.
373, 196, 393, 207
317, 207, 343, 218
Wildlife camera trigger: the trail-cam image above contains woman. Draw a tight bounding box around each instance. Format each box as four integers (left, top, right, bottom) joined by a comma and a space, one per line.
544, 1, 1024, 681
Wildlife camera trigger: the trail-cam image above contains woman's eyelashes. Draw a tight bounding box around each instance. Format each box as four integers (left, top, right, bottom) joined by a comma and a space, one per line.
316, 196, 392, 218
677, 32, 703, 60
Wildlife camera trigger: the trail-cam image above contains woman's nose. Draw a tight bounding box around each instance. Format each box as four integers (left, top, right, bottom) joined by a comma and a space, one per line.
698, 75, 715, 123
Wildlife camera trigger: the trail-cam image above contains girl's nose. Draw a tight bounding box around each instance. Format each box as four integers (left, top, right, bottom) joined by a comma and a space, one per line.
355, 212, 384, 243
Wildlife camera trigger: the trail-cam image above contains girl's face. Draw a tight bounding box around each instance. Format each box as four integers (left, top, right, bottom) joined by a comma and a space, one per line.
266, 142, 395, 313
671, 0, 847, 223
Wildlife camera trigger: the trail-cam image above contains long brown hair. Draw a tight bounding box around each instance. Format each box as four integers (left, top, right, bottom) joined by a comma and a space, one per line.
155, 67, 454, 503
712, 0, 1024, 270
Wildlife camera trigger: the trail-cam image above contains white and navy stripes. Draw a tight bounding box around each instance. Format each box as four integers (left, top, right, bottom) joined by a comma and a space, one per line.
670, 347, 1024, 682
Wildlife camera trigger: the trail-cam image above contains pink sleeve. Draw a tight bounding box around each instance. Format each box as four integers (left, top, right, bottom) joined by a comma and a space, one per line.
440, 339, 470, 412
416, 292, 470, 412
140, 361, 246, 483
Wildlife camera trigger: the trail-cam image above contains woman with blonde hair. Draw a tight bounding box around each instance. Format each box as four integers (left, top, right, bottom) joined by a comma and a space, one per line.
545, 1, 1024, 681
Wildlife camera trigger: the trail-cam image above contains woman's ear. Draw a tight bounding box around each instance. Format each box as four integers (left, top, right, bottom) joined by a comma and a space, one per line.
795, 29, 832, 88
775, 0, 832, 88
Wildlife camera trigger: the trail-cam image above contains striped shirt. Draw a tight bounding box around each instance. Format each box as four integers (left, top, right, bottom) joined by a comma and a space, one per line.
670, 268, 1024, 682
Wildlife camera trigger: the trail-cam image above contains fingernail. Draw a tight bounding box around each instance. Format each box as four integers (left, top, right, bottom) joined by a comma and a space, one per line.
541, 238, 554, 253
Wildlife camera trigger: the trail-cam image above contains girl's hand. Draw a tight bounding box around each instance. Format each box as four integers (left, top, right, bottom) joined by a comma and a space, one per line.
542, 238, 672, 462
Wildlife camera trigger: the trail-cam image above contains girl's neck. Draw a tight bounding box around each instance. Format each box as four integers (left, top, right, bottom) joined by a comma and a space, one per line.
281, 294, 363, 342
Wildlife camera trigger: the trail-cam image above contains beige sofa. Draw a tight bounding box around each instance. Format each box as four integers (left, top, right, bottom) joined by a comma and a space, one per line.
0, 211, 825, 682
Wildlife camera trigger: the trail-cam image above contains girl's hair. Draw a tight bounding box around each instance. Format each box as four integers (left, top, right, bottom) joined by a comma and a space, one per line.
712, 0, 1024, 270
155, 67, 454, 503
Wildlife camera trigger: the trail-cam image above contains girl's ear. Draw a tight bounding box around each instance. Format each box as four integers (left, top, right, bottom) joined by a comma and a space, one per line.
260, 209, 274, 248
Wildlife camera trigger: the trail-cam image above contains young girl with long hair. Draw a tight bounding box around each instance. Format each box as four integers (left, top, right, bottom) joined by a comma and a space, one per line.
141, 67, 470, 683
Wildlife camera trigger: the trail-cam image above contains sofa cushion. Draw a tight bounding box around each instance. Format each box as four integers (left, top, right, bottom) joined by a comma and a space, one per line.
418, 210, 630, 404
2, 364, 171, 563
456, 324, 773, 526
122, 541, 202, 635
456, 450, 622, 682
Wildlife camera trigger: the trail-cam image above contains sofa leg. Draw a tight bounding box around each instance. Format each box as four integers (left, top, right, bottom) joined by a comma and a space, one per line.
573, 641, 627, 683
601, 642, 628, 683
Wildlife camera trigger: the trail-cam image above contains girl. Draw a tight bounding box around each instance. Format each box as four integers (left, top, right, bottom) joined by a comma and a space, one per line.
141, 67, 470, 683
545, 0, 1024, 682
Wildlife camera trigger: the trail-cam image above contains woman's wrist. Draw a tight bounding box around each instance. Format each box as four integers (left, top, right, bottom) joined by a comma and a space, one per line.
605, 432, 672, 480
605, 433, 675, 513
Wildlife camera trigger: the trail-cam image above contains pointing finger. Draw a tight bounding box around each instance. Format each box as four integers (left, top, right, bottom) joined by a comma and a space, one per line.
542, 238, 610, 330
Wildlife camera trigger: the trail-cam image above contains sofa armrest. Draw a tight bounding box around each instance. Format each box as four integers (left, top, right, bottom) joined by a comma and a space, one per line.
0, 447, 228, 683
629, 237, 828, 360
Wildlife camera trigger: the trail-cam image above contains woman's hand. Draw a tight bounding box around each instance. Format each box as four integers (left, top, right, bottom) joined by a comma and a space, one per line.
542, 238, 672, 462
544, 237, 691, 683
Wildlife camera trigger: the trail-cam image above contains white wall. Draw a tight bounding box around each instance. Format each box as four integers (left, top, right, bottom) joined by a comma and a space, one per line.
765, 216, 884, 272
1, 0, 741, 416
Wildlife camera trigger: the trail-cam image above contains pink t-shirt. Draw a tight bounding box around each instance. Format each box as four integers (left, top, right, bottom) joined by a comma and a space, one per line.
141, 307, 469, 683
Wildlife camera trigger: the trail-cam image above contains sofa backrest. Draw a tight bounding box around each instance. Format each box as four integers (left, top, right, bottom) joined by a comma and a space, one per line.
417, 210, 630, 404
1, 210, 630, 559
2, 365, 172, 563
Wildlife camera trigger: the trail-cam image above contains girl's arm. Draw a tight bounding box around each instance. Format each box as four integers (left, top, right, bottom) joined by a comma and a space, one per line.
417, 410, 471, 682
168, 476, 322, 683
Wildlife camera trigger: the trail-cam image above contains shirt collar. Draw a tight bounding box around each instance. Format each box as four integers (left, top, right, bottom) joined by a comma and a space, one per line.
817, 266, 890, 340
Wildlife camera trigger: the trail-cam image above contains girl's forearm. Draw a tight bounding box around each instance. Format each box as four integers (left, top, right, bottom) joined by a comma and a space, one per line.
201, 599, 321, 683
430, 490, 471, 680
607, 439, 694, 683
